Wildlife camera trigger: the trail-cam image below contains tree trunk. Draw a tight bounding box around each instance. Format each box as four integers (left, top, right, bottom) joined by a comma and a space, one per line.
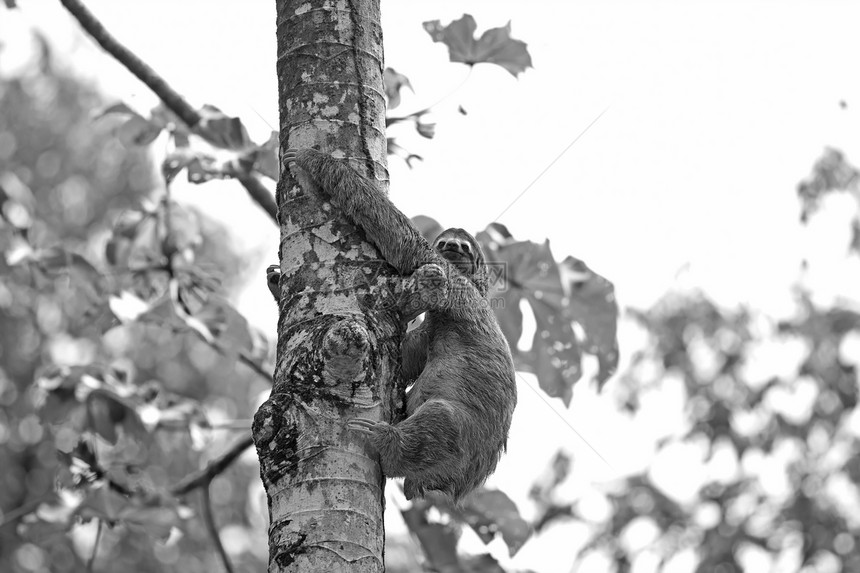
253, 1, 394, 572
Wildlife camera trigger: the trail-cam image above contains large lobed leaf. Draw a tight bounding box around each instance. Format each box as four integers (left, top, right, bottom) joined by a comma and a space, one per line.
477, 223, 620, 404
423, 14, 533, 77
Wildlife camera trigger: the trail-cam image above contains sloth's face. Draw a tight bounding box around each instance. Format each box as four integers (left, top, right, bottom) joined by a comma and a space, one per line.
434, 228, 482, 277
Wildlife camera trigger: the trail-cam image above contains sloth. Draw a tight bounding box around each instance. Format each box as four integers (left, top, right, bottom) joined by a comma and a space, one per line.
278, 148, 517, 501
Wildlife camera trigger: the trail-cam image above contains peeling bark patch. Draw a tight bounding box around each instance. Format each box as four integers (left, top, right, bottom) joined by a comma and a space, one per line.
273, 532, 307, 568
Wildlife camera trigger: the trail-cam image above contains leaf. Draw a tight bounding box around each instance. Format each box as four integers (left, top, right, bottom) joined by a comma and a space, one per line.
95, 102, 138, 120
35, 366, 91, 425
161, 148, 200, 184
387, 138, 422, 167
423, 14, 533, 77
149, 104, 192, 145
529, 451, 573, 504
560, 256, 620, 388
851, 217, 860, 255
400, 505, 460, 571
494, 287, 524, 349
159, 146, 224, 185
196, 296, 255, 358
37, 248, 103, 288
383, 67, 412, 109
529, 305, 581, 406
76, 488, 127, 522
437, 488, 532, 556
0, 170, 36, 220
797, 147, 860, 222
117, 115, 163, 146
461, 554, 506, 573
18, 515, 70, 541
86, 391, 120, 444
118, 504, 181, 541
476, 223, 620, 400
416, 118, 436, 139
485, 236, 582, 405
76, 490, 180, 540
86, 389, 148, 445
254, 131, 280, 180
196, 104, 252, 150
169, 282, 215, 344
163, 201, 203, 257
33, 248, 117, 335
149, 103, 182, 131
411, 215, 444, 243
105, 210, 149, 268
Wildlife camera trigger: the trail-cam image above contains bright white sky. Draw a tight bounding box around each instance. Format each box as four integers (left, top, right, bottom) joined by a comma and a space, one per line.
8, 1, 860, 571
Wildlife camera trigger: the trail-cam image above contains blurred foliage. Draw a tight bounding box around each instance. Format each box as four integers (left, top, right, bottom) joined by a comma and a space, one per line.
797, 148, 860, 254
388, 489, 532, 573
0, 45, 267, 573
530, 289, 860, 571
525, 149, 860, 573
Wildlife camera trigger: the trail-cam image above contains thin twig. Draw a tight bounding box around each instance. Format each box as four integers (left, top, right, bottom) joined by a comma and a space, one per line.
200, 485, 235, 573
0, 495, 49, 529
171, 435, 255, 496
59, 0, 201, 128
237, 349, 274, 382
86, 519, 103, 572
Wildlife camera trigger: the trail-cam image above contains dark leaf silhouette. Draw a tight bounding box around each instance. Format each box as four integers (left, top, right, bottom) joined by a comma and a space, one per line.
383, 67, 413, 109
195, 104, 252, 150
454, 488, 532, 556
478, 225, 618, 404
423, 14, 533, 77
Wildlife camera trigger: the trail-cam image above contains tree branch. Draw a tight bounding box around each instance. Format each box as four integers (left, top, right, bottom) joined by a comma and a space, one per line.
60, 0, 279, 223
0, 496, 49, 530
170, 434, 254, 496
237, 348, 273, 384
59, 0, 200, 128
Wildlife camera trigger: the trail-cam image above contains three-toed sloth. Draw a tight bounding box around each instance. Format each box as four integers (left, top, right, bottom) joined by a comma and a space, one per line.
276, 148, 517, 501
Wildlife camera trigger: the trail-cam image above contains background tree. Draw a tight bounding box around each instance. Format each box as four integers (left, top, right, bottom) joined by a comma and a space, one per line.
0, 35, 267, 573
526, 151, 860, 572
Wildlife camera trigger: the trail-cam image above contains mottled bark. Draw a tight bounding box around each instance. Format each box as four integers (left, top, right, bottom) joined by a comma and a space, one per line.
253, 1, 395, 571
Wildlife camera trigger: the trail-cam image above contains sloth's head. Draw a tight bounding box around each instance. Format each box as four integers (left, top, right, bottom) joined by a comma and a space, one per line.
433, 228, 488, 295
